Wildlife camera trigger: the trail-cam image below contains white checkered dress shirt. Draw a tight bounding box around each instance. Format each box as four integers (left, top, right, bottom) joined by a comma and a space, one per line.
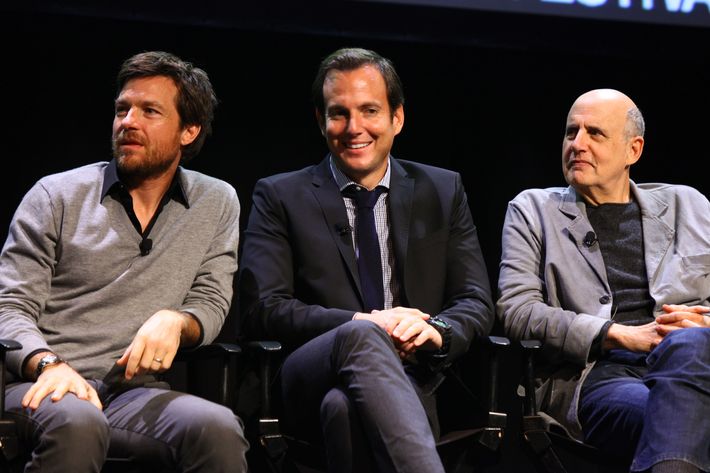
330, 156, 400, 309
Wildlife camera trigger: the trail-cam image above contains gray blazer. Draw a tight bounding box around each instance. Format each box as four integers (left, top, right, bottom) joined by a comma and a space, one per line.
496, 181, 710, 439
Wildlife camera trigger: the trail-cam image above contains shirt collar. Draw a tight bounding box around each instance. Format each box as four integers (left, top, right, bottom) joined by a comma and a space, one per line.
101, 159, 189, 208
329, 154, 391, 192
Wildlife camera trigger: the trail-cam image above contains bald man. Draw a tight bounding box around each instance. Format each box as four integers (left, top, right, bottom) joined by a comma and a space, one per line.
497, 89, 710, 473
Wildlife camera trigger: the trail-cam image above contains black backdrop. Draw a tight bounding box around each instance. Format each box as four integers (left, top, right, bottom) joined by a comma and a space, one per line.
2, 2, 710, 470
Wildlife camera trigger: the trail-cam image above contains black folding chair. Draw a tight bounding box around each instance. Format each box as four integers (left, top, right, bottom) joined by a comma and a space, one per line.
519, 340, 629, 473
0, 339, 22, 469
247, 335, 511, 473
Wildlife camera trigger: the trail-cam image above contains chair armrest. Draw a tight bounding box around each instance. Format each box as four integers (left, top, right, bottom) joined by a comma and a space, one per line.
174, 342, 242, 361
477, 335, 510, 413
246, 341, 282, 419
519, 340, 542, 417
0, 339, 21, 417
171, 342, 242, 408
0, 340, 22, 353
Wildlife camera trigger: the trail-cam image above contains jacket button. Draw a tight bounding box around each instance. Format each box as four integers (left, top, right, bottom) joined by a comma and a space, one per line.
599, 295, 610, 304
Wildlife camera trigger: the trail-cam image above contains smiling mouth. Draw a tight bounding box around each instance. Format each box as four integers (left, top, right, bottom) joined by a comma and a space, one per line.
345, 142, 370, 149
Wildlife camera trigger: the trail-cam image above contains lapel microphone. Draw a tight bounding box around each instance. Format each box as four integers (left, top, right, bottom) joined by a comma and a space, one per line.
583, 231, 597, 248
139, 238, 153, 256
335, 223, 352, 236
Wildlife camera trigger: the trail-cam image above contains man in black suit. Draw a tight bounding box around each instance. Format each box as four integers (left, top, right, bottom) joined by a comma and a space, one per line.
239, 47, 493, 473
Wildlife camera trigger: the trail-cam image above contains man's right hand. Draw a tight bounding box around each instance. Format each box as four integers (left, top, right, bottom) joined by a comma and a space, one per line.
22, 360, 102, 411
354, 307, 440, 357
603, 321, 663, 353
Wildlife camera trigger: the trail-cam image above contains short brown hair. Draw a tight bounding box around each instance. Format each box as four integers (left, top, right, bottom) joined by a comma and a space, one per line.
312, 47, 404, 118
117, 51, 218, 162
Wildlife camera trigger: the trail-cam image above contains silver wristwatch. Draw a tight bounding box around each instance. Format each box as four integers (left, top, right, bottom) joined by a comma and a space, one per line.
35, 353, 65, 379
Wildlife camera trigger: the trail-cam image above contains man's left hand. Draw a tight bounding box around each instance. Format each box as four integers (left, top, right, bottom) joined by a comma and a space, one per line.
655, 304, 710, 335
117, 309, 191, 380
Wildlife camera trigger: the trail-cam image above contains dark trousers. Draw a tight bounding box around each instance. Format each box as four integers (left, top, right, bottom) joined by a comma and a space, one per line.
280, 320, 445, 473
580, 328, 710, 472
5, 381, 249, 472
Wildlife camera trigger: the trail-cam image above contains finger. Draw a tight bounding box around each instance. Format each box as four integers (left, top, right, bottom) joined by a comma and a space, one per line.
116, 340, 135, 367
681, 319, 701, 328
72, 381, 93, 401
685, 305, 710, 313
398, 340, 416, 354
655, 324, 679, 336
87, 386, 103, 411
124, 338, 146, 380
22, 382, 41, 408
28, 385, 54, 410
398, 321, 427, 343
393, 319, 421, 340
656, 313, 682, 324
160, 350, 176, 370
50, 383, 70, 402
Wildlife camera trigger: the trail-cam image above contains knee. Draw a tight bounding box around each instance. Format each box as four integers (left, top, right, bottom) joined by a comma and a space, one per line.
320, 387, 352, 423
43, 397, 108, 433
659, 327, 710, 358
182, 402, 248, 459
37, 397, 109, 453
334, 320, 392, 352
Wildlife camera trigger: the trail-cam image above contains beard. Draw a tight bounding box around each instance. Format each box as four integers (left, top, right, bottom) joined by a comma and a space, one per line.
112, 131, 181, 183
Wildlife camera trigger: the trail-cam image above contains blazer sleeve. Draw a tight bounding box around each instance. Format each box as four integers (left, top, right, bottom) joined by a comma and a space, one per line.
238, 177, 354, 348
432, 174, 495, 363
496, 195, 608, 366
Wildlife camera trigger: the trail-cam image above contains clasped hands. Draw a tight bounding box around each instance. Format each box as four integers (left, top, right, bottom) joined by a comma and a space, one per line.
353, 306, 443, 359
22, 309, 190, 411
606, 303, 710, 353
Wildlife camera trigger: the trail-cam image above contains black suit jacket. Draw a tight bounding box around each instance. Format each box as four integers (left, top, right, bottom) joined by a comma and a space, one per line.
239, 156, 494, 364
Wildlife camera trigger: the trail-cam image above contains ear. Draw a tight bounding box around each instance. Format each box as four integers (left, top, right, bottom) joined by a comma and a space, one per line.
392, 105, 404, 136
626, 135, 644, 166
180, 124, 201, 146
315, 109, 326, 136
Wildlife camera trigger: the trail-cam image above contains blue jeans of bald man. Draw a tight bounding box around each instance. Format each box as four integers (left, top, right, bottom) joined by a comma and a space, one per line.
579, 327, 710, 472
280, 320, 445, 473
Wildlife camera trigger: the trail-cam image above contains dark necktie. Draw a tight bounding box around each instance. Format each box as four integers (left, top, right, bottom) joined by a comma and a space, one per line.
343, 184, 386, 311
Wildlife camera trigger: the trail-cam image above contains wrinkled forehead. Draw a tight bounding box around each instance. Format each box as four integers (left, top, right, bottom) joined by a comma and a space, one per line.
566, 94, 629, 130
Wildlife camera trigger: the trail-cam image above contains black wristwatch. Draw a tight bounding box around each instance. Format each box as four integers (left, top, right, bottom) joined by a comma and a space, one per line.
426, 316, 452, 357
35, 353, 65, 379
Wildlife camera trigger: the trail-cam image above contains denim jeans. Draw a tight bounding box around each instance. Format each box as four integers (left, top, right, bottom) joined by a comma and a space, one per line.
579, 328, 710, 472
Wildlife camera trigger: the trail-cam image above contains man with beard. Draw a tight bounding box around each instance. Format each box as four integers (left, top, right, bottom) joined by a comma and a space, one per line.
0, 51, 248, 472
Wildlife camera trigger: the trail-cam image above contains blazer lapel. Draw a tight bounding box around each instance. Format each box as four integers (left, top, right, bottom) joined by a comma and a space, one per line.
632, 182, 674, 285
559, 187, 609, 288
310, 157, 362, 297
388, 159, 414, 287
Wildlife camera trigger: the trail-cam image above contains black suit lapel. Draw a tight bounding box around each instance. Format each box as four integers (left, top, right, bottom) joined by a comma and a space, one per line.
310, 158, 363, 299
389, 159, 414, 292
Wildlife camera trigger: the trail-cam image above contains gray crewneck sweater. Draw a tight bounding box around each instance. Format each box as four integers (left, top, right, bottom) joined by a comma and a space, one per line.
0, 161, 240, 381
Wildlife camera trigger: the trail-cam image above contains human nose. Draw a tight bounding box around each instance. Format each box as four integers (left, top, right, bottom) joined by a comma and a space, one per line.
345, 114, 363, 134
569, 130, 587, 152
117, 107, 139, 129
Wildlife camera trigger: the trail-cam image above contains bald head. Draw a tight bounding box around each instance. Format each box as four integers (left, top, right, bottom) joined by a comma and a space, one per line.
570, 89, 644, 141
562, 88, 646, 204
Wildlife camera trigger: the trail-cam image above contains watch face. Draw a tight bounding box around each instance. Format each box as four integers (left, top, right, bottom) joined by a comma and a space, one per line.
428, 317, 450, 330
41, 354, 59, 364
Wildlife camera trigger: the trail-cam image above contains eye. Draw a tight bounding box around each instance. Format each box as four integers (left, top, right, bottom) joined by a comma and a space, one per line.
327, 108, 347, 120
115, 105, 128, 118
144, 107, 160, 116
363, 107, 379, 117
565, 126, 578, 139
